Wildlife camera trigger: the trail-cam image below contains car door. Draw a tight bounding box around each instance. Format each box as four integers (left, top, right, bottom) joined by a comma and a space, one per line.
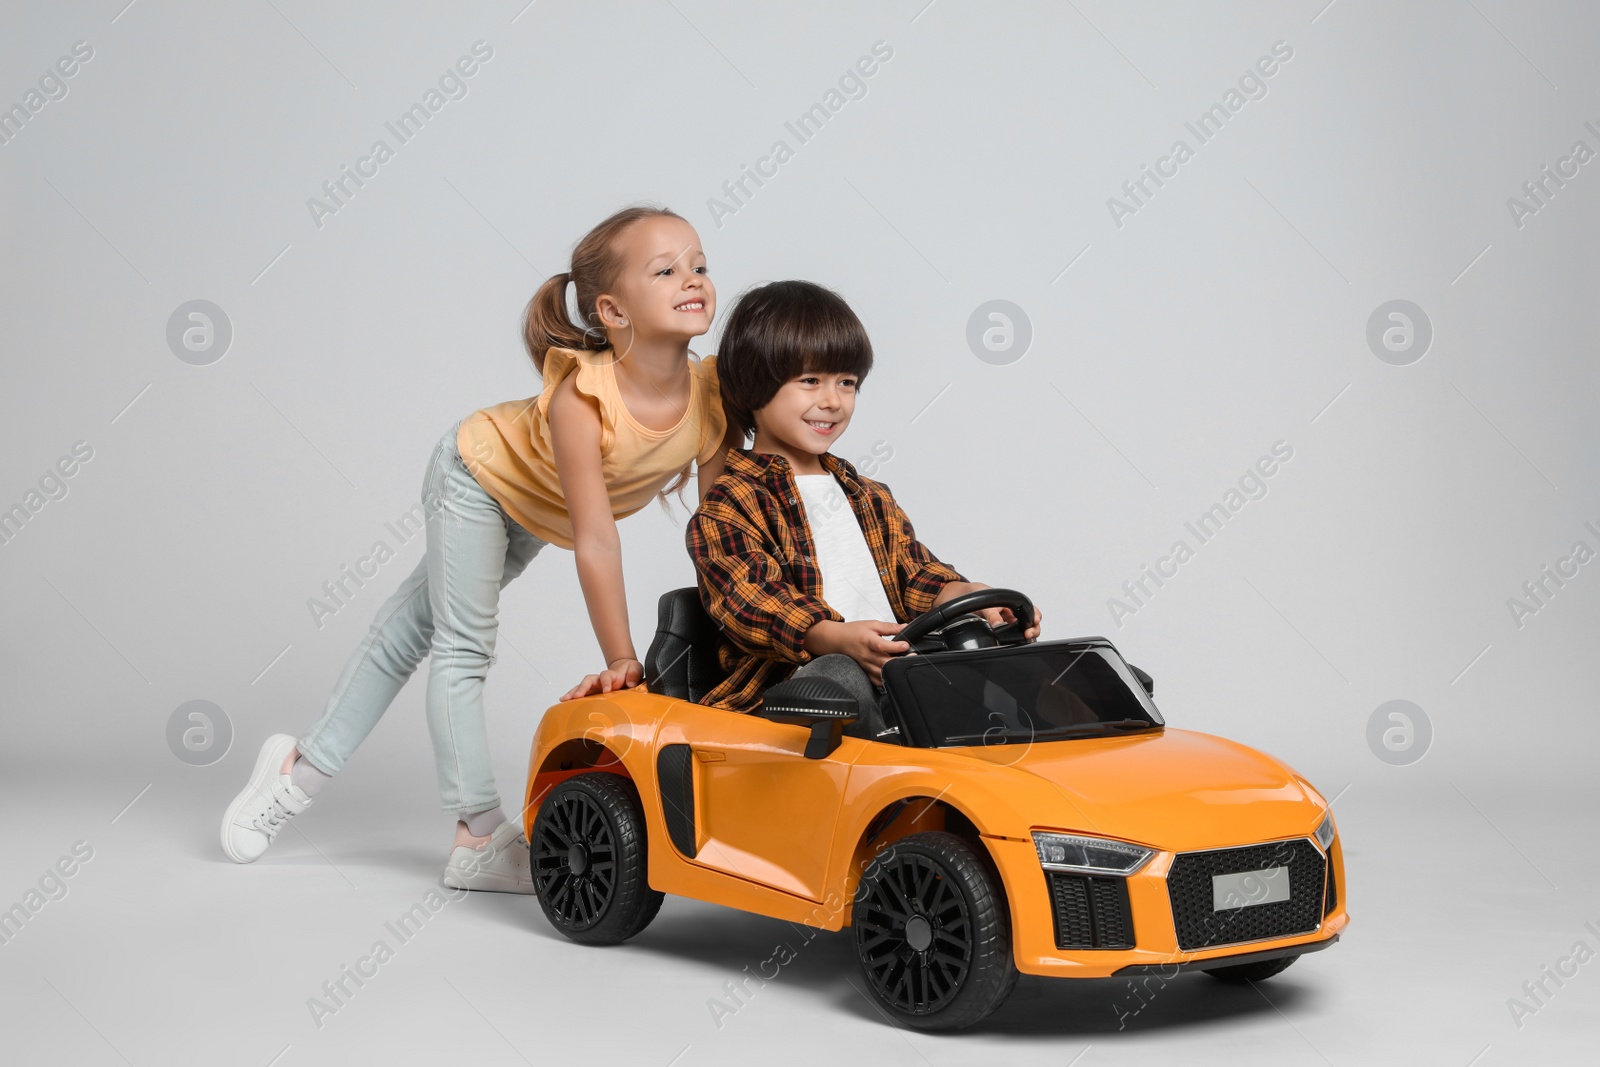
654, 701, 854, 901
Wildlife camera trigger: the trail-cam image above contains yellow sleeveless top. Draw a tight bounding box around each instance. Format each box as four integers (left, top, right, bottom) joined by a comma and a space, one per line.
456, 348, 726, 549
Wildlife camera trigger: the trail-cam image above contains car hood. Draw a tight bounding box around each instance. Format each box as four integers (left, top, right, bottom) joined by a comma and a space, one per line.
952, 727, 1325, 852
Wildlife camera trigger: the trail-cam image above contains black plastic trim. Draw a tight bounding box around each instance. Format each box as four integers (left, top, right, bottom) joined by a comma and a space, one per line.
1047, 872, 1135, 950
1112, 933, 1339, 976
1323, 849, 1338, 916
656, 744, 697, 858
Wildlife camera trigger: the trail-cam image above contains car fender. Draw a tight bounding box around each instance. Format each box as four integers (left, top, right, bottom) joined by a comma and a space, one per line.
522, 690, 671, 835
826, 743, 1077, 906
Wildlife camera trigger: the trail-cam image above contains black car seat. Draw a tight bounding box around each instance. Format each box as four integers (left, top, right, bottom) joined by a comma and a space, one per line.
643, 588, 728, 703
643, 587, 902, 743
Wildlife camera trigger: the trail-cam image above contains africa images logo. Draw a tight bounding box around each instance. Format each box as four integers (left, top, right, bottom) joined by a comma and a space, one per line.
705, 41, 894, 228
305, 41, 494, 229
1107, 441, 1294, 627
1106, 40, 1294, 228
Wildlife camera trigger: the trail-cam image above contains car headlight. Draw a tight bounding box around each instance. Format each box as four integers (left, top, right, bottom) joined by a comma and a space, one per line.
1032, 832, 1154, 875
1314, 811, 1336, 851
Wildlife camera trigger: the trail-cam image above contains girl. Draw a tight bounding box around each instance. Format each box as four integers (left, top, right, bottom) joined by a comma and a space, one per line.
221, 206, 735, 892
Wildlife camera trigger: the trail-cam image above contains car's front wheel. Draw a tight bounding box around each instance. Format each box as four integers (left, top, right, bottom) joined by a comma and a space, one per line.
852, 831, 1018, 1030
530, 772, 663, 945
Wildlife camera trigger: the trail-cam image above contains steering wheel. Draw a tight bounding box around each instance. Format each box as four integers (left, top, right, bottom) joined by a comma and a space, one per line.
894, 588, 1037, 653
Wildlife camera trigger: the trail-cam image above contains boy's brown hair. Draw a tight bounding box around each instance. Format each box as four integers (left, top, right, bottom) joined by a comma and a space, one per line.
715, 281, 874, 440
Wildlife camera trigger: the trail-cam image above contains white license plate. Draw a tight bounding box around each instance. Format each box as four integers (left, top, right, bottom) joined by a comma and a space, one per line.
1212, 866, 1290, 911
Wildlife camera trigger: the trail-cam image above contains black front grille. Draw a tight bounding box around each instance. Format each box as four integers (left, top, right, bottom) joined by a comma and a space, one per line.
1167, 838, 1325, 950
1048, 873, 1134, 949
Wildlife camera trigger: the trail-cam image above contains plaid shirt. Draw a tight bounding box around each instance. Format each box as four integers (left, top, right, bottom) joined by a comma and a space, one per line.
686, 448, 964, 712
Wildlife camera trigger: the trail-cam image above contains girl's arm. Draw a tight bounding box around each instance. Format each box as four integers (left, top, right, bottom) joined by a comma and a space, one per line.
696, 420, 745, 502
549, 376, 642, 700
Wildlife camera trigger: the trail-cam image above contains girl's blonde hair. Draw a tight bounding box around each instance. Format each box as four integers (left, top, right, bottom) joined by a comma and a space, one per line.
524, 205, 702, 502
522, 205, 685, 374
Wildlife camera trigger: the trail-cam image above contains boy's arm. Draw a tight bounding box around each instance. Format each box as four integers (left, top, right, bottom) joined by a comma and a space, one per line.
885, 494, 966, 617
689, 500, 838, 663
887, 492, 1045, 638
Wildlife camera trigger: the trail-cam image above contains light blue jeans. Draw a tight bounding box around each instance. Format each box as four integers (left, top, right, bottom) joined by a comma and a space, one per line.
298, 423, 547, 816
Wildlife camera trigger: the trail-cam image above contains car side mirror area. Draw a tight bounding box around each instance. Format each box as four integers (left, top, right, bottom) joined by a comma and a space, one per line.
757, 676, 860, 759
1130, 664, 1155, 696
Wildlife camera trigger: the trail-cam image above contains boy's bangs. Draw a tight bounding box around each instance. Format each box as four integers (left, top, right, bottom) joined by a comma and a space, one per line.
771, 296, 873, 383
789, 318, 872, 381
717, 280, 875, 437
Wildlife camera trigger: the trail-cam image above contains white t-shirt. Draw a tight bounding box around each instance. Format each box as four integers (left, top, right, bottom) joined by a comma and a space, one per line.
794, 473, 897, 624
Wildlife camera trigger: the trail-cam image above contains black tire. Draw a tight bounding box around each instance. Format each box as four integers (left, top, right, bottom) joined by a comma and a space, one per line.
530, 773, 663, 945
1203, 954, 1298, 983
853, 831, 1018, 1031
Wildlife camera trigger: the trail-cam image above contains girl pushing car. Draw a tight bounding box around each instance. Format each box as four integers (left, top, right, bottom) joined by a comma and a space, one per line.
221, 206, 739, 891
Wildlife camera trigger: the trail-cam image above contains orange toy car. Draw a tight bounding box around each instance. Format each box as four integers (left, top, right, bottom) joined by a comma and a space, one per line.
523, 588, 1347, 1030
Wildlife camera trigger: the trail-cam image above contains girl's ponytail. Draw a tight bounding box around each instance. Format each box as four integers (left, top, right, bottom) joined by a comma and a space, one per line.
520, 205, 685, 376
522, 272, 588, 375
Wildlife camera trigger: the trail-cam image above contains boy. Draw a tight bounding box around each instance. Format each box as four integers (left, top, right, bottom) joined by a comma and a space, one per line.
687, 280, 1041, 733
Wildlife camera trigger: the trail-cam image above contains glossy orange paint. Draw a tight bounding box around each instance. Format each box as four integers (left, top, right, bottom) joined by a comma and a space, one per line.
523, 685, 1347, 977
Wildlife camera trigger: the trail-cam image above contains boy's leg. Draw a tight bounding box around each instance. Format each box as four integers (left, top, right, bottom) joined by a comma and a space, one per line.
790, 654, 891, 739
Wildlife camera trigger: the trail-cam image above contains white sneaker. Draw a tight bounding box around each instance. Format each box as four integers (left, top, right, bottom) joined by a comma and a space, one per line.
442, 819, 535, 894
221, 734, 313, 863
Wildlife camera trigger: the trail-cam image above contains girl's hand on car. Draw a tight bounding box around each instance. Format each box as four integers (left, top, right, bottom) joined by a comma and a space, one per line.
805, 620, 909, 685
560, 657, 644, 701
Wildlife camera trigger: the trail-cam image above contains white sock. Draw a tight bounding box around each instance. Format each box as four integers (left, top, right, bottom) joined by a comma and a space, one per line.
289, 756, 331, 798
463, 807, 505, 838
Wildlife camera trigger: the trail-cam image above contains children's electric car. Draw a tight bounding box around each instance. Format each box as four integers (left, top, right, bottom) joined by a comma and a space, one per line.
523, 588, 1346, 1031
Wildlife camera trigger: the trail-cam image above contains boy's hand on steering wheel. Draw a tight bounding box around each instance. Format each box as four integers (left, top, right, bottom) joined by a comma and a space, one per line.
560, 657, 644, 701
976, 605, 1043, 641
939, 581, 1042, 641
803, 619, 908, 685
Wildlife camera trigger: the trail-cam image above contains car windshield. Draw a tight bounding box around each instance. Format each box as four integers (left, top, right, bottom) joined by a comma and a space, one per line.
891, 643, 1164, 748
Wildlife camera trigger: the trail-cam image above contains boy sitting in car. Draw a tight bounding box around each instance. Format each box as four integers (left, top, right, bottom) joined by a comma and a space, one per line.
687, 280, 1040, 733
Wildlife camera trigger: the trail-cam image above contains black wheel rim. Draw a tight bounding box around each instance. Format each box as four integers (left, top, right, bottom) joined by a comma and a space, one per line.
532, 790, 618, 929
856, 852, 973, 1014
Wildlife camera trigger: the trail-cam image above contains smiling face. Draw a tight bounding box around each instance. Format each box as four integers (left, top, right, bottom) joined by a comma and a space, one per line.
750, 370, 859, 474
596, 214, 714, 344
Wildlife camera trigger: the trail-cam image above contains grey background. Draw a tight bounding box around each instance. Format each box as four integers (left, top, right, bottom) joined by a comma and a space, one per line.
2, 1, 1596, 1064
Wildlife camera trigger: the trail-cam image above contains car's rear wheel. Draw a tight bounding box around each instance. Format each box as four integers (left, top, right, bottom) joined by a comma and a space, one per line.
530, 772, 663, 945
1202, 954, 1298, 983
852, 831, 1018, 1031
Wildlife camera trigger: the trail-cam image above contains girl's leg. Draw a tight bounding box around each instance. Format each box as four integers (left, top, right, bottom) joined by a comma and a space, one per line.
295, 427, 463, 775
224, 427, 458, 863
295, 555, 433, 775
423, 440, 546, 819
452, 522, 544, 844
435, 512, 546, 893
